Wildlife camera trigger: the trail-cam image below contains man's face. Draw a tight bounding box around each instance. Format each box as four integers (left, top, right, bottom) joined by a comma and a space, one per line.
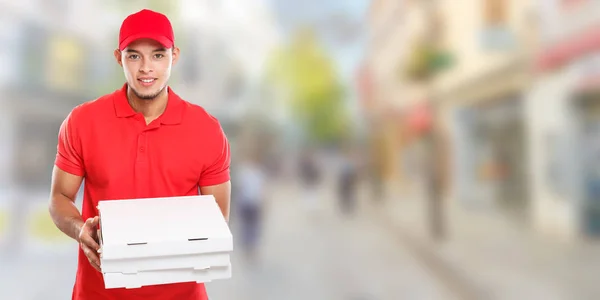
114, 38, 180, 100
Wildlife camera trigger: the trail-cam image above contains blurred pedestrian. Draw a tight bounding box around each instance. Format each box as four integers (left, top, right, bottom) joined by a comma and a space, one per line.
299, 148, 321, 213
337, 149, 359, 216
235, 149, 267, 262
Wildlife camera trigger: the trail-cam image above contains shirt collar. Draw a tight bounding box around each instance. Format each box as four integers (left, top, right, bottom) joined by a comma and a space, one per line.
113, 83, 185, 125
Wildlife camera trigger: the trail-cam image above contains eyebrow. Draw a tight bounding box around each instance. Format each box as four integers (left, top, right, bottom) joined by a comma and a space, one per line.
123, 48, 167, 53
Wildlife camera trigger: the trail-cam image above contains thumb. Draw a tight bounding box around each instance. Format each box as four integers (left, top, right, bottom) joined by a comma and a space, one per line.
87, 216, 99, 227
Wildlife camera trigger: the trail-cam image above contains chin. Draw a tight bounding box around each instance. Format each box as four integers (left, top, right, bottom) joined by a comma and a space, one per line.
139, 94, 159, 100
130, 84, 165, 100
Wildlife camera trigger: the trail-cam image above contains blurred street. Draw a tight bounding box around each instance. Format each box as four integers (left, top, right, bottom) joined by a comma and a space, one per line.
0, 173, 456, 300
3, 0, 600, 299
372, 185, 600, 300
3, 171, 600, 300
208, 175, 456, 300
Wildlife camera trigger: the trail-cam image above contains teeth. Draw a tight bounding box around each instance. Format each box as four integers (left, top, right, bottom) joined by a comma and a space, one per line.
140, 79, 154, 83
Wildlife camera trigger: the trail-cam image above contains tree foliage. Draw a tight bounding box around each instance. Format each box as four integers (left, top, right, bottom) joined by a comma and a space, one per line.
266, 29, 349, 143
403, 40, 453, 82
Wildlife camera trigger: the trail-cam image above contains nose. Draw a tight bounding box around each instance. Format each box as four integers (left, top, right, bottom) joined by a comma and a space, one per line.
139, 57, 153, 73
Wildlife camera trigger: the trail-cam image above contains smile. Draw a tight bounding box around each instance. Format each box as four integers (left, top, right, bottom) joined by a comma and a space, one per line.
138, 78, 157, 86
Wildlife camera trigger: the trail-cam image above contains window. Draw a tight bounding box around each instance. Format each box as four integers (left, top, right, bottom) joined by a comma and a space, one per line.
484, 0, 508, 27
45, 35, 86, 92
480, 0, 515, 51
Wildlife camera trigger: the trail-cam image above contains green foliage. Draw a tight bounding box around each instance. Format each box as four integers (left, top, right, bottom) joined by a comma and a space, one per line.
266, 29, 350, 143
403, 41, 454, 82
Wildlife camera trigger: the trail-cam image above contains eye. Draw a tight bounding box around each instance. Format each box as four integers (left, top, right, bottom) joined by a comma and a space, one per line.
154, 53, 165, 59
128, 54, 140, 60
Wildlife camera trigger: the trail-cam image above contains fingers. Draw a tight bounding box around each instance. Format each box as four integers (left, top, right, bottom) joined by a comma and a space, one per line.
80, 232, 100, 252
88, 217, 100, 243
82, 243, 101, 272
78, 216, 102, 272
82, 217, 101, 250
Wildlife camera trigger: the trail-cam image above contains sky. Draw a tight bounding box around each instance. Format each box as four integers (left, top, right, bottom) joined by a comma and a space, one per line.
267, 0, 372, 84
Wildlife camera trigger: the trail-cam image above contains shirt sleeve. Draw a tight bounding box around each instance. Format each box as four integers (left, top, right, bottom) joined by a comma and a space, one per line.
55, 110, 85, 177
199, 123, 231, 186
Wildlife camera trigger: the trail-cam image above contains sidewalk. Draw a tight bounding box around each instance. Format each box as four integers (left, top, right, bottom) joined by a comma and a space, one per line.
360, 182, 600, 300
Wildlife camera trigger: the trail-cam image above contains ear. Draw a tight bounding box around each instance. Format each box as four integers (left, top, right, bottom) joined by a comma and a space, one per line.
171, 46, 180, 66
114, 49, 123, 67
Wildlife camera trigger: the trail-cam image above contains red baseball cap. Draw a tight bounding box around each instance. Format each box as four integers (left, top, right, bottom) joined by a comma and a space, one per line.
119, 9, 174, 51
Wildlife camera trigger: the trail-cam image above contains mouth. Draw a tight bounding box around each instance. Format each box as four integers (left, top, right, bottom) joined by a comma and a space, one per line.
138, 78, 157, 87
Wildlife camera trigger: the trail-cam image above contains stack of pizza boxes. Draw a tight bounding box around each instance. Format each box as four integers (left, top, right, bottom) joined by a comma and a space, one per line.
97, 195, 232, 289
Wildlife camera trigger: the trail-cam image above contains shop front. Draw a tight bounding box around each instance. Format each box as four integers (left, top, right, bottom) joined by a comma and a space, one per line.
473, 96, 528, 218
452, 92, 529, 221
574, 89, 600, 236
441, 55, 532, 224
530, 0, 600, 239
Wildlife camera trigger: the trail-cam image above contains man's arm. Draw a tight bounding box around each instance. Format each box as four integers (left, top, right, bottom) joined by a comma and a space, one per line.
49, 108, 101, 271
49, 166, 84, 241
199, 119, 231, 221
49, 166, 101, 271
51, 108, 85, 239
200, 181, 231, 222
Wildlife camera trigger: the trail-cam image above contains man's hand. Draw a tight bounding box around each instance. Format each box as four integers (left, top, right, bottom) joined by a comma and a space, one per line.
78, 216, 101, 272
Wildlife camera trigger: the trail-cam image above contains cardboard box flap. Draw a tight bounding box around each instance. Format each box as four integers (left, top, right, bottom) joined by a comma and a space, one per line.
98, 195, 231, 257
103, 264, 232, 289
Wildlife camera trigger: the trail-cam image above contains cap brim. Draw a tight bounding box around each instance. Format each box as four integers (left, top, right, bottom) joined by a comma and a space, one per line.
119, 33, 173, 50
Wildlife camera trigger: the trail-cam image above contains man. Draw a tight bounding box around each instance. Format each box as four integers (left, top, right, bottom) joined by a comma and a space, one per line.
235, 148, 266, 262
337, 148, 359, 216
298, 147, 321, 213
48, 9, 231, 300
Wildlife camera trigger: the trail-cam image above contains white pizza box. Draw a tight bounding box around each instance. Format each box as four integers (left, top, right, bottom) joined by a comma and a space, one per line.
100, 251, 231, 273
97, 195, 233, 277
103, 263, 232, 289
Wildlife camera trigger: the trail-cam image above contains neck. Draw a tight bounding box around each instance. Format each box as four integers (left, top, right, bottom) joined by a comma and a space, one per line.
127, 86, 169, 122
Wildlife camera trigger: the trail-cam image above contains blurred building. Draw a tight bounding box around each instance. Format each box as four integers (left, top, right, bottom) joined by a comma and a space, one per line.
362, 0, 543, 231
361, 0, 431, 198
0, 0, 110, 193
433, 0, 538, 223
176, 0, 283, 163
176, 0, 280, 117
530, 0, 600, 239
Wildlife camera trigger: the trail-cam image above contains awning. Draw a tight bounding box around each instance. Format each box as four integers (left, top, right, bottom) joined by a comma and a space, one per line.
536, 25, 600, 72
404, 102, 432, 136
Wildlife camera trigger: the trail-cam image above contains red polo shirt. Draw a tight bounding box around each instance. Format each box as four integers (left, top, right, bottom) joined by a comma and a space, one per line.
55, 84, 231, 300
